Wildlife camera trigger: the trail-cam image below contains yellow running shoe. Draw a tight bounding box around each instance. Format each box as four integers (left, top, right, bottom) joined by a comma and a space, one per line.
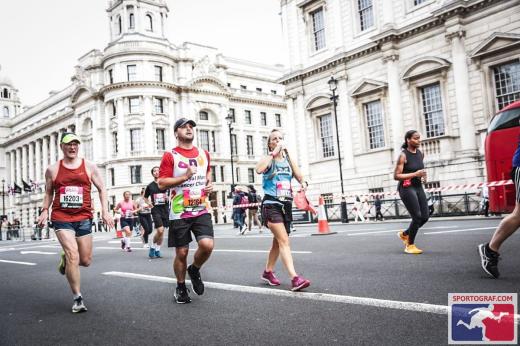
405, 244, 423, 254
398, 231, 409, 246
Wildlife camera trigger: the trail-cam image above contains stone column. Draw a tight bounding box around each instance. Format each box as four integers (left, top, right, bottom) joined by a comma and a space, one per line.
49, 132, 57, 164
9, 150, 15, 186
35, 140, 42, 182
383, 50, 404, 155
293, 93, 309, 176
143, 96, 154, 155
16, 148, 22, 185
116, 98, 127, 157
447, 27, 477, 154
42, 137, 49, 171
22, 145, 28, 182
28, 142, 35, 182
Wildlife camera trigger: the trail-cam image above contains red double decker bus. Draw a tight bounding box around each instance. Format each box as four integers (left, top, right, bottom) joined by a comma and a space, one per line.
485, 100, 520, 213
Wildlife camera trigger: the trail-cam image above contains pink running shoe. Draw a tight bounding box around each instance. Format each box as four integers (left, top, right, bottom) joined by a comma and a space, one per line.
261, 270, 281, 286
291, 276, 310, 291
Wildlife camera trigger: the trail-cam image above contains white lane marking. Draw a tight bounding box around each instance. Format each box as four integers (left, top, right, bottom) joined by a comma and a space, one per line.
107, 240, 146, 244
20, 251, 57, 255
103, 271, 520, 322
0, 259, 37, 266
0, 248, 17, 253
95, 247, 147, 251
0, 245, 61, 252
95, 247, 311, 254
424, 227, 496, 235
347, 230, 400, 236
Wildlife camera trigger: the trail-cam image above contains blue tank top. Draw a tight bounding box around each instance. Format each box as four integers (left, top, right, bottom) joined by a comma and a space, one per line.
513, 136, 520, 168
262, 157, 293, 202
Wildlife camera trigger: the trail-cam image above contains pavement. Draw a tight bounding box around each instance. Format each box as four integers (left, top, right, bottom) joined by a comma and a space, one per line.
0, 217, 518, 345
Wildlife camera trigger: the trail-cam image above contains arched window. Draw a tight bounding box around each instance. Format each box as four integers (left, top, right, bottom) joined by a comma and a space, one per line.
129, 13, 135, 29
146, 14, 153, 31
2, 88, 8, 98
117, 16, 122, 34
3, 106, 9, 117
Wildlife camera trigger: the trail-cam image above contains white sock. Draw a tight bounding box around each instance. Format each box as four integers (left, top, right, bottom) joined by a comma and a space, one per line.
151, 242, 156, 249
125, 237, 130, 248
73, 293, 82, 300
155, 245, 160, 251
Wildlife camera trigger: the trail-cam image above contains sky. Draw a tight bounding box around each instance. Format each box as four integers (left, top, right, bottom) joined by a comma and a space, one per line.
0, 0, 286, 106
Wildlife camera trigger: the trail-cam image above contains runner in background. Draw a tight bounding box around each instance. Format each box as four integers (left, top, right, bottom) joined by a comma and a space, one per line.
114, 191, 138, 252
145, 166, 169, 259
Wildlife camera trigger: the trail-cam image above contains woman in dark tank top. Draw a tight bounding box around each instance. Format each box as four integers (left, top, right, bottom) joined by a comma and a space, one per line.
393, 130, 429, 254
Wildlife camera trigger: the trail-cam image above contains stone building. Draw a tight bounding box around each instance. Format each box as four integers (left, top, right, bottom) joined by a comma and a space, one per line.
0, 0, 286, 225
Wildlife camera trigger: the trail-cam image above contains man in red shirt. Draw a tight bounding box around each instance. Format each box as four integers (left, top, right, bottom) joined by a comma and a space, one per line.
158, 118, 214, 304
38, 133, 114, 313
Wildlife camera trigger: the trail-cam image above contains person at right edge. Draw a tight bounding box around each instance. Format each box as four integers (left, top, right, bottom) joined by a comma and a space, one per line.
478, 134, 520, 279
256, 129, 310, 291
394, 130, 429, 254
158, 117, 214, 304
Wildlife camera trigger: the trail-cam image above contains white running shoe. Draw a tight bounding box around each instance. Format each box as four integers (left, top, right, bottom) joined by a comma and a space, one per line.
72, 296, 87, 313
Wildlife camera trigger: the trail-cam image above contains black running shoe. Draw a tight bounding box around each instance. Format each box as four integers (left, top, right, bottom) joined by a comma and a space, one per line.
187, 264, 204, 295
478, 243, 500, 279
174, 286, 191, 304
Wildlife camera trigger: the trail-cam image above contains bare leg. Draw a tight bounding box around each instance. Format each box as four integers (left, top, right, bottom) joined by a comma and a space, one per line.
153, 226, 164, 246
174, 247, 189, 282
489, 202, 520, 252
265, 237, 279, 271
77, 235, 93, 267
267, 222, 297, 278
56, 230, 81, 295
192, 238, 214, 268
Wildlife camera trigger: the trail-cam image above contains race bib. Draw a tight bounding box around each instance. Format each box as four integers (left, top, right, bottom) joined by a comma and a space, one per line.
125, 210, 134, 218
59, 186, 83, 208
276, 181, 292, 198
154, 193, 166, 205
182, 189, 206, 210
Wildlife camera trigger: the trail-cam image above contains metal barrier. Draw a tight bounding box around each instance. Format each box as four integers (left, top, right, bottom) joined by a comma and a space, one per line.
322, 192, 484, 222
0, 226, 53, 242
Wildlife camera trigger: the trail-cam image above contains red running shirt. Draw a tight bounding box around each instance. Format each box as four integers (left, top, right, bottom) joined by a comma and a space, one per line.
51, 159, 93, 222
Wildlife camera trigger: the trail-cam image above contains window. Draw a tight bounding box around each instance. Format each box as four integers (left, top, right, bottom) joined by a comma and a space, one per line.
369, 187, 384, 194
256, 87, 262, 92
262, 136, 269, 155
129, 13, 135, 29
244, 110, 251, 124
156, 128, 165, 151
109, 168, 115, 186
112, 132, 118, 156
127, 65, 136, 81
199, 130, 210, 151
271, 90, 277, 95
130, 165, 142, 184
318, 114, 335, 157
358, 0, 374, 31
424, 181, 440, 189
129, 97, 140, 113
211, 131, 216, 152
129, 128, 143, 153
108, 69, 114, 84
154, 97, 164, 113
414, 0, 426, 5
220, 166, 225, 182
420, 83, 445, 138
199, 111, 208, 120
248, 168, 255, 183
236, 167, 240, 182
146, 14, 153, 31
221, 191, 227, 207
3, 106, 9, 117
246, 135, 254, 156
240, 85, 247, 90
231, 134, 237, 155
2, 88, 8, 98
154, 65, 163, 82
229, 108, 236, 123
275, 114, 281, 127
260, 112, 267, 126
364, 100, 385, 149
110, 101, 117, 117
311, 8, 326, 51
493, 61, 520, 110
210, 165, 216, 182
117, 16, 122, 34
322, 193, 333, 205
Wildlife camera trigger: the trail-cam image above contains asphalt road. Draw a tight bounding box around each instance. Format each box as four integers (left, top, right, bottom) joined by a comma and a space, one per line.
0, 217, 518, 345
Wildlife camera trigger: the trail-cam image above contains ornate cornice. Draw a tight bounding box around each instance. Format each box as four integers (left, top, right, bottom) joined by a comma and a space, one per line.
229, 96, 287, 109
100, 81, 180, 94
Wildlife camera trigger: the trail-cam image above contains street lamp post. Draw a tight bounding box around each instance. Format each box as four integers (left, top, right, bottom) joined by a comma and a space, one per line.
225, 110, 236, 193
1, 178, 5, 217
328, 76, 348, 223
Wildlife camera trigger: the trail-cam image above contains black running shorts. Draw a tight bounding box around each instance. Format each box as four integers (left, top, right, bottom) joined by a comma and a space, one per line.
168, 213, 213, 248
151, 206, 169, 228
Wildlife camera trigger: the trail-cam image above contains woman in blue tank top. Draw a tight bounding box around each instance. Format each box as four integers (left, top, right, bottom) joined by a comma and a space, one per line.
256, 129, 311, 292
479, 133, 520, 279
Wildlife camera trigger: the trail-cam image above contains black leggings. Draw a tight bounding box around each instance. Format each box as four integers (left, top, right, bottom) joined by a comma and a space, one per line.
139, 214, 153, 243
399, 185, 429, 244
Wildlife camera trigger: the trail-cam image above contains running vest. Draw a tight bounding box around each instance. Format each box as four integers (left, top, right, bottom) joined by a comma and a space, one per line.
119, 200, 135, 219
401, 149, 424, 187
169, 146, 209, 220
262, 157, 293, 201
513, 136, 520, 168
51, 159, 92, 222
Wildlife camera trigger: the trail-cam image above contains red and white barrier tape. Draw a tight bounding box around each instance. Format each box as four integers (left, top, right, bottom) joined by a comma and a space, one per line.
211, 180, 513, 211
